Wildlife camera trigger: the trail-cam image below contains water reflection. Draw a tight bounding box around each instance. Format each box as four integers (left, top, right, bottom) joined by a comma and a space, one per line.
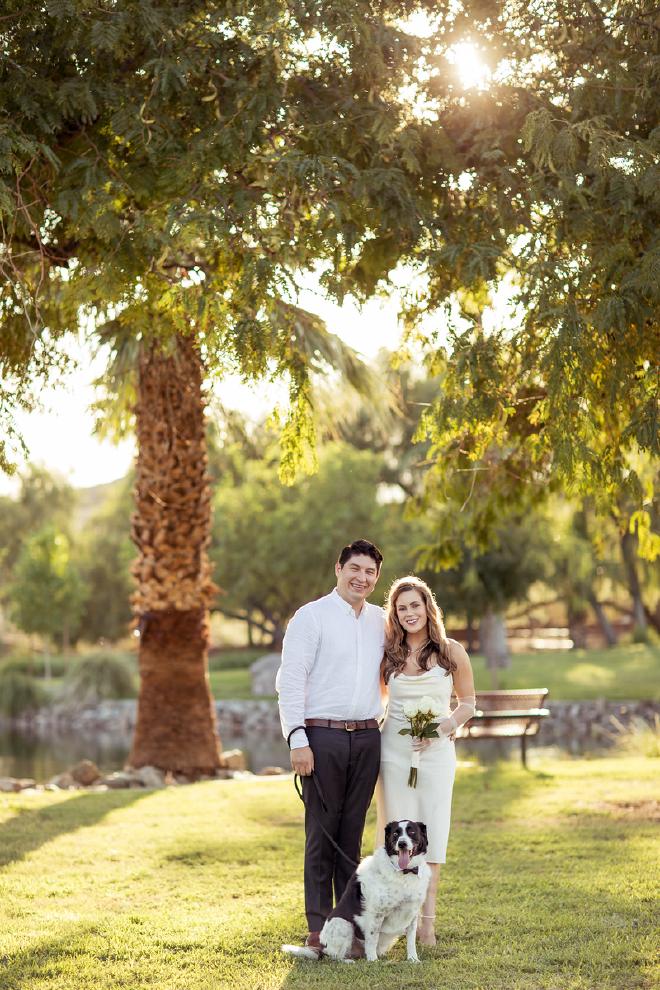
0, 727, 291, 780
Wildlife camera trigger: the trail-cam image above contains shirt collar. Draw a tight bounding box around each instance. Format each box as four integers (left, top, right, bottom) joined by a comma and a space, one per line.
331, 587, 364, 618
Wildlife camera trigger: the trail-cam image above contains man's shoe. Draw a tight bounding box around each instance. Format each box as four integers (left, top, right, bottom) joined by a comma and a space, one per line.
304, 931, 322, 957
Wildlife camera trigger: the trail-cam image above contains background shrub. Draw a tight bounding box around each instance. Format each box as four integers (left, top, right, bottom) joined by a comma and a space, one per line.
59, 653, 137, 706
0, 652, 69, 678
0, 672, 48, 716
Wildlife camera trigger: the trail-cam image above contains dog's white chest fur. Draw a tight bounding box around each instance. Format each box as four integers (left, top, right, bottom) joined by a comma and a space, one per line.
355, 847, 431, 937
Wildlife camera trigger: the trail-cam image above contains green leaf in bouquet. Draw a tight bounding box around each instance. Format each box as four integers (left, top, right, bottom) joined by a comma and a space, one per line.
398, 727, 413, 735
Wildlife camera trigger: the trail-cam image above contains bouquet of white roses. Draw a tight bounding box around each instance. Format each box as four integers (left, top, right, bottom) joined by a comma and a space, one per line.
399, 696, 444, 787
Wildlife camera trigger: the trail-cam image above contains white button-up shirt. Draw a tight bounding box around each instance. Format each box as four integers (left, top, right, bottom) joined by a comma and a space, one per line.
276, 588, 385, 750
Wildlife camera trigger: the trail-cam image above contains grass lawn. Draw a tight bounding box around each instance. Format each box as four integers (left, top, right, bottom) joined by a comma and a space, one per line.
0, 753, 657, 990
208, 667, 263, 700
469, 643, 660, 701
208, 643, 660, 703
7, 643, 659, 705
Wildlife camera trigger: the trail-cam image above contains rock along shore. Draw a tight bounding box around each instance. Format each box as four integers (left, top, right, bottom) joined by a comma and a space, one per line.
5, 697, 659, 746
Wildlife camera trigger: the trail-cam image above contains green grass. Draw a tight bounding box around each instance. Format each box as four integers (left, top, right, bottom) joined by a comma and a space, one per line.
6, 643, 660, 705
207, 648, 264, 672
208, 667, 263, 700
470, 643, 660, 700
208, 648, 265, 700
209, 643, 660, 703
0, 753, 657, 990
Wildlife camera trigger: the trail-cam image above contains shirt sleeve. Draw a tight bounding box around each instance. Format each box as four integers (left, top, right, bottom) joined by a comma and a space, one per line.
276, 605, 321, 750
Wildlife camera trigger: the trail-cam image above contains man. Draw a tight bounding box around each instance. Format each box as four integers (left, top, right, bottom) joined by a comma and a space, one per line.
276, 538, 385, 955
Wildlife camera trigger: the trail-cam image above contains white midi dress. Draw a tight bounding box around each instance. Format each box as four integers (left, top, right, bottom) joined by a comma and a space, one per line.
376, 665, 457, 863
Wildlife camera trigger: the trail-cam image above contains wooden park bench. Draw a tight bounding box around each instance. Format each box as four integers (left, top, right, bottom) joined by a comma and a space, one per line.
455, 689, 550, 767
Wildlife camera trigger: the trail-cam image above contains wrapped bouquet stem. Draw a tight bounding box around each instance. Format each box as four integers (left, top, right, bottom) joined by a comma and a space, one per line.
398, 696, 444, 788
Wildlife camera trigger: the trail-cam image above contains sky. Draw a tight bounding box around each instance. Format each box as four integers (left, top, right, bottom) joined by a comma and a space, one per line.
0, 291, 408, 495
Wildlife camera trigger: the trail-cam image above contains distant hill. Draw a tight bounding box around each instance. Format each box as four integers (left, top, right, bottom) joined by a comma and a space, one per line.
73, 475, 130, 530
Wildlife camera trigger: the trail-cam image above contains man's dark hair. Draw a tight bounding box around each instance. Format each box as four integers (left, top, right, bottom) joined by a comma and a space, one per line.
338, 539, 383, 570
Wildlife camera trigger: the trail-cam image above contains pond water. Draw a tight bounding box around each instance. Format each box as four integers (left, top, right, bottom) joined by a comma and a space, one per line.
0, 727, 291, 780
0, 725, 599, 782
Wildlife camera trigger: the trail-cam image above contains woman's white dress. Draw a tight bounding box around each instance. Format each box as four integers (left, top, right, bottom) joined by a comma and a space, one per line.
376, 665, 457, 863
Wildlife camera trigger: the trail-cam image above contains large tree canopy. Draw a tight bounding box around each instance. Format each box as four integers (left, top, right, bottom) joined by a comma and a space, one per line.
1, 0, 455, 772
2, 1, 657, 769
401, 0, 659, 561
3, 1, 656, 500
0, 0, 440, 473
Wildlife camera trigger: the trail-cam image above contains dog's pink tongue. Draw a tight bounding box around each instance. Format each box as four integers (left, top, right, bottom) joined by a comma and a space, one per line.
398, 848, 411, 870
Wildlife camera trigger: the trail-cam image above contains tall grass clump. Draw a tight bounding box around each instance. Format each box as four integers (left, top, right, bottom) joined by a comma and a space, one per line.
0, 651, 69, 678
0, 671, 47, 716
59, 653, 137, 706
608, 714, 660, 758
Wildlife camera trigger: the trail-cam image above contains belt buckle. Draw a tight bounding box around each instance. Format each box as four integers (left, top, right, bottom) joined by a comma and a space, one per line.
344, 721, 356, 732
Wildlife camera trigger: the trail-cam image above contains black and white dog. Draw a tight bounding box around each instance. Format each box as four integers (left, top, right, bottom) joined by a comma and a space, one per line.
282, 820, 430, 963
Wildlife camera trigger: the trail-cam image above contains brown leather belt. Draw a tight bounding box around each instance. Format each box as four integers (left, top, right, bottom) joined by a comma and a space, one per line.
305, 718, 379, 731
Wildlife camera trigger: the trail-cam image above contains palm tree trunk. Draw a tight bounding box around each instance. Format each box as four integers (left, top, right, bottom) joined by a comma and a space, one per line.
128, 334, 221, 776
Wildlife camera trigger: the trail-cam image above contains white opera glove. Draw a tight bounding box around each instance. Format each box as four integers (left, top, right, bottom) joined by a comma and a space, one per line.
436, 716, 456, 738
445, 695, 477, 734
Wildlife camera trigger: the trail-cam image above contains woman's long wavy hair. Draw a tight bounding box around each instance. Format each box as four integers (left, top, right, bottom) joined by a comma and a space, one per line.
381, 576, 456, 685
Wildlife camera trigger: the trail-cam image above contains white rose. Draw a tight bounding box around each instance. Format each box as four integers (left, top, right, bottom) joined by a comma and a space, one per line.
419, 695, 441, 717
402, 701, 420, 719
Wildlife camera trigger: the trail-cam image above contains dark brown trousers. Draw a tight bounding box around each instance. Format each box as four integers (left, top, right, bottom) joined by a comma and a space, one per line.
302, 725, 381, 932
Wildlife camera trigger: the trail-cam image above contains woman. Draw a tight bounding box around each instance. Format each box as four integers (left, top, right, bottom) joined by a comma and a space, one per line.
376, 576, 476, 946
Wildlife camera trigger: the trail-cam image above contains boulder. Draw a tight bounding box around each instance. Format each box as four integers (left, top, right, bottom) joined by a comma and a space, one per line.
70, 760, 102, 786
131, 765, 165, 789
220, 748, 247, 771
250, 652, 281, 697
50, 771, 77, 790
99, 771, 135, 789
256, 766, 287, 776
0, 777, 36, 792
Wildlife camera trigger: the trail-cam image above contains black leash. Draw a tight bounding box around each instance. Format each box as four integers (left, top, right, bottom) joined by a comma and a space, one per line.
287, 726, 359, 870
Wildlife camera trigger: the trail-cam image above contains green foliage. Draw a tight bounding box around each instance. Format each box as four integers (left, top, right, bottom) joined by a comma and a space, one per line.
1, 0, 440, 479
74, 476, 134, 643
211, 442, 390, 642
417, 508, 552, 616
59, 652, 136, 705
8, 525, 86, 649
0, 671, 47, 716
401, 1, 658, 557
0, 467, 76, 588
